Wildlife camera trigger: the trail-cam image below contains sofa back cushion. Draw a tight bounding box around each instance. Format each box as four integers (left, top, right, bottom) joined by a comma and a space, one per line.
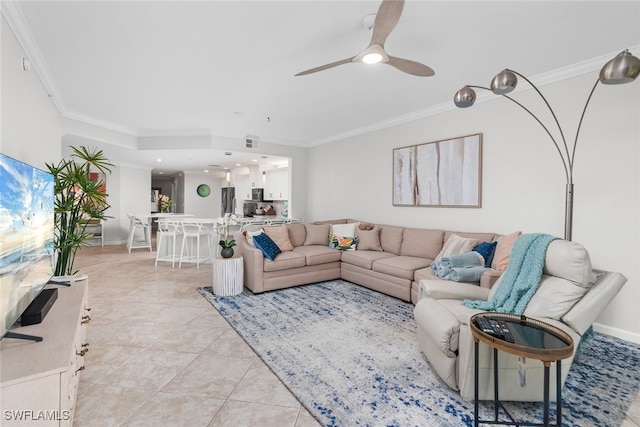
312, 219, 347, 225
287, 223, 307, 247
487, 239, 597, 319
543, 240, 597, 286
379, 225, 405, 254
401, 228, 444, 259
524, 275, 593, 320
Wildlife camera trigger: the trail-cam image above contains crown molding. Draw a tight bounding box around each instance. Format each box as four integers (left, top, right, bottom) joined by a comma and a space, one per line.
4, 2, 636, 150
307, 45, 640, 147
2, 1, 66, 113
62, 110, 139, 137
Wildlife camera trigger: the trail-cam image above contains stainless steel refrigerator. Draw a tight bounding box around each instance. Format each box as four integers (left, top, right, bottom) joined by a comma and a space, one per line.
221, 187, 235, 216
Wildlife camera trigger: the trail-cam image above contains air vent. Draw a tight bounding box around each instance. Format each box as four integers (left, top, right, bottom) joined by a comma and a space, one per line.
245, 135, 260, 149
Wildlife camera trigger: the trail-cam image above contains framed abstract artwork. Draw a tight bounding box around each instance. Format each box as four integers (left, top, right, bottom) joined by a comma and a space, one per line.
393, 133, 482, 208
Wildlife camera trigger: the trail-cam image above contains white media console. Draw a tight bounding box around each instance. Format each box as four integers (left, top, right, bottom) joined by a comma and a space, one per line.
0, 280, 90, 426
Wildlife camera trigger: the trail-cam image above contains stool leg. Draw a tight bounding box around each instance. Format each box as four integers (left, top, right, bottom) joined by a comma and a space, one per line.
128, 224, 134, 253
196, 235, 200, 268
155, 232, 163, 267
179, 235, 188, 268
171, 234, 176, 268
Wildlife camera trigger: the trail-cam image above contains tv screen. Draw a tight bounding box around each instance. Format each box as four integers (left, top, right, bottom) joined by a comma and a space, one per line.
0, 154, 55, 338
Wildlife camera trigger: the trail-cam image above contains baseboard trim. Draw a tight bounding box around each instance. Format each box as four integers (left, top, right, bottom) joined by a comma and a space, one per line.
594, 322, 640, 344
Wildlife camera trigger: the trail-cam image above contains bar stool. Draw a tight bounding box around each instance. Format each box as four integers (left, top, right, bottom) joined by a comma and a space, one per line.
155, 219, 181, 267
179, 221, 212, 268
126, 214, 152, 253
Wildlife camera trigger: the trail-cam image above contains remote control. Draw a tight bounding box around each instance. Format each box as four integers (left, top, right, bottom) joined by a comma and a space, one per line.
474, 317, 515, 343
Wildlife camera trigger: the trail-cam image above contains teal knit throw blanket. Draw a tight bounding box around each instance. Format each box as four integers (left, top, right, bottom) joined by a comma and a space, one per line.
463, 233, 558, 314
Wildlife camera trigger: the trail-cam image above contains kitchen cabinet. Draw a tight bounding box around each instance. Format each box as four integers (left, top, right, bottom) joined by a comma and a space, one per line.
264, 168, 289, 200
234, 173, 251, 201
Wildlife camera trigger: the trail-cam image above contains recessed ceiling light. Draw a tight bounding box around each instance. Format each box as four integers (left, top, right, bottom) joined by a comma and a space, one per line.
252, 159, 258, 162
204, 169, 209, 173
159, 171, 164, 175
236, 163, 241, 167
156, 158, 162, 162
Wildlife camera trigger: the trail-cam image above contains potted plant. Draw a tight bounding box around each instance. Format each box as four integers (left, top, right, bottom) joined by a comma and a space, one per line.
158, 194, 173, 213
46, 146, 113, 276
218, 238, 237, 258
216, 213, 240, 258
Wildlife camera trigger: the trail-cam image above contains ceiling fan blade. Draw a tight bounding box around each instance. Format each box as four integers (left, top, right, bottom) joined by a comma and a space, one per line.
295, 57, 354, 76
369, 0, 404, 47
387, 56, 435, 77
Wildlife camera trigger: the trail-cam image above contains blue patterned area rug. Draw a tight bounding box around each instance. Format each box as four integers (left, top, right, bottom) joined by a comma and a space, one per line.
197, 280, 640, 426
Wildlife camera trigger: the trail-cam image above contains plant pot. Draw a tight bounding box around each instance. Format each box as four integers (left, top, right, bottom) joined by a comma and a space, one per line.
221, 247, 234, 258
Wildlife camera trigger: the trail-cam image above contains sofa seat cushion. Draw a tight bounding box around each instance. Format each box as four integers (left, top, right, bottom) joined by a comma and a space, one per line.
263, 251, 306, 272
341, 250, 396, 270
292, 245, 342, 266
415, 266, 438, 282
373, 256, 431, 280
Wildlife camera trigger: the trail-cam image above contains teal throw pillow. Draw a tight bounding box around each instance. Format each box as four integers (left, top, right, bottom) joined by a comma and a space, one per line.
472, 241, 497, 267
253, 232, 281, 260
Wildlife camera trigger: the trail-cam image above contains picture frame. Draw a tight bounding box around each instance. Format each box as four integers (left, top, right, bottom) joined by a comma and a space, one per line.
393, 133, 482, 208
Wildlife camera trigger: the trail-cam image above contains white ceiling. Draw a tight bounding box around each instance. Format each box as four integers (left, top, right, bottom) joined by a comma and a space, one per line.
4, 1, 640, 175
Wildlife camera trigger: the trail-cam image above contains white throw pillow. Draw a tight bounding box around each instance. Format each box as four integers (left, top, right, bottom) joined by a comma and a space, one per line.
435, 234, 479, 261
330, 223, 357, 237
245, 228, 264, 247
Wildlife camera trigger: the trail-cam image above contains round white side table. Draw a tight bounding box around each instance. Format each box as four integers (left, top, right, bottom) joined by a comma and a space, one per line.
212, 256, 244, 296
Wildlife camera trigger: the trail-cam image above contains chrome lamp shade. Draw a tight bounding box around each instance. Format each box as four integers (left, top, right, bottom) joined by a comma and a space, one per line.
452, 49, 639, 241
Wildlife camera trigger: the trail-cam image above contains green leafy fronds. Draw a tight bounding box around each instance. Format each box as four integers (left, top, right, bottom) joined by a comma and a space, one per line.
47, 146, 113, 276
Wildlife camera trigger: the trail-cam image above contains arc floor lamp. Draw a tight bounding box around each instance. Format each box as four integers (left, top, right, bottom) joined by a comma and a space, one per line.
453, 49, 639, 241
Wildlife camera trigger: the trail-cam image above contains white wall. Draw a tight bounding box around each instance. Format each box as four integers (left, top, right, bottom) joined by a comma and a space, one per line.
1, 16, 60, 167
114, 166, 152, 243
183, 173, 220, 218
307, 70, 640, 343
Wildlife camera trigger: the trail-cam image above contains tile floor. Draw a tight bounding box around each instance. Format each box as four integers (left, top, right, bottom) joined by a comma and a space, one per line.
73, 243, 640, 427
73, 244, 320, 427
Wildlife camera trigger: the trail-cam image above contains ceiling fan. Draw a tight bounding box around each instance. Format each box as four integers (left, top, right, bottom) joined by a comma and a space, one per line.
295, 0, 434, 77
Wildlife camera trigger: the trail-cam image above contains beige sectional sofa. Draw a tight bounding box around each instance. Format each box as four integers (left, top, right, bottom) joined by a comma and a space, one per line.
234, 219, 627, 403
235, 219, 502, 301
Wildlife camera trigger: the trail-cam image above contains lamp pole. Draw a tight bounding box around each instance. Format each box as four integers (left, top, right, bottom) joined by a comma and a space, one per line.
453, 50, 640, 241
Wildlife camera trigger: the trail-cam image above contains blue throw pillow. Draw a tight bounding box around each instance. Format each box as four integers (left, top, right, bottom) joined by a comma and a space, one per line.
472, 241, 497, 267
253, 232, 281, 261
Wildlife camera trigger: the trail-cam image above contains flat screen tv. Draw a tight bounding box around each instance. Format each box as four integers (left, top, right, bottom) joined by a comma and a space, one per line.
0, 154, 55, 339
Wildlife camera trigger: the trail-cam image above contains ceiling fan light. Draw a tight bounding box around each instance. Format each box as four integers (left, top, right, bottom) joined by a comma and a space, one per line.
454, 86, 477, 108
363, 52, 384, 64
490, 69, 518, 95
599, 49, 640, 84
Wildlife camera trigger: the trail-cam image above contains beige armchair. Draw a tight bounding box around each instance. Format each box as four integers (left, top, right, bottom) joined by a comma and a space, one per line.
413, 239, 627, 402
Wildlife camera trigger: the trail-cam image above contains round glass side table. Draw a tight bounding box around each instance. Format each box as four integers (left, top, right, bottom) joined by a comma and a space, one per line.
470, 312, 574, 427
